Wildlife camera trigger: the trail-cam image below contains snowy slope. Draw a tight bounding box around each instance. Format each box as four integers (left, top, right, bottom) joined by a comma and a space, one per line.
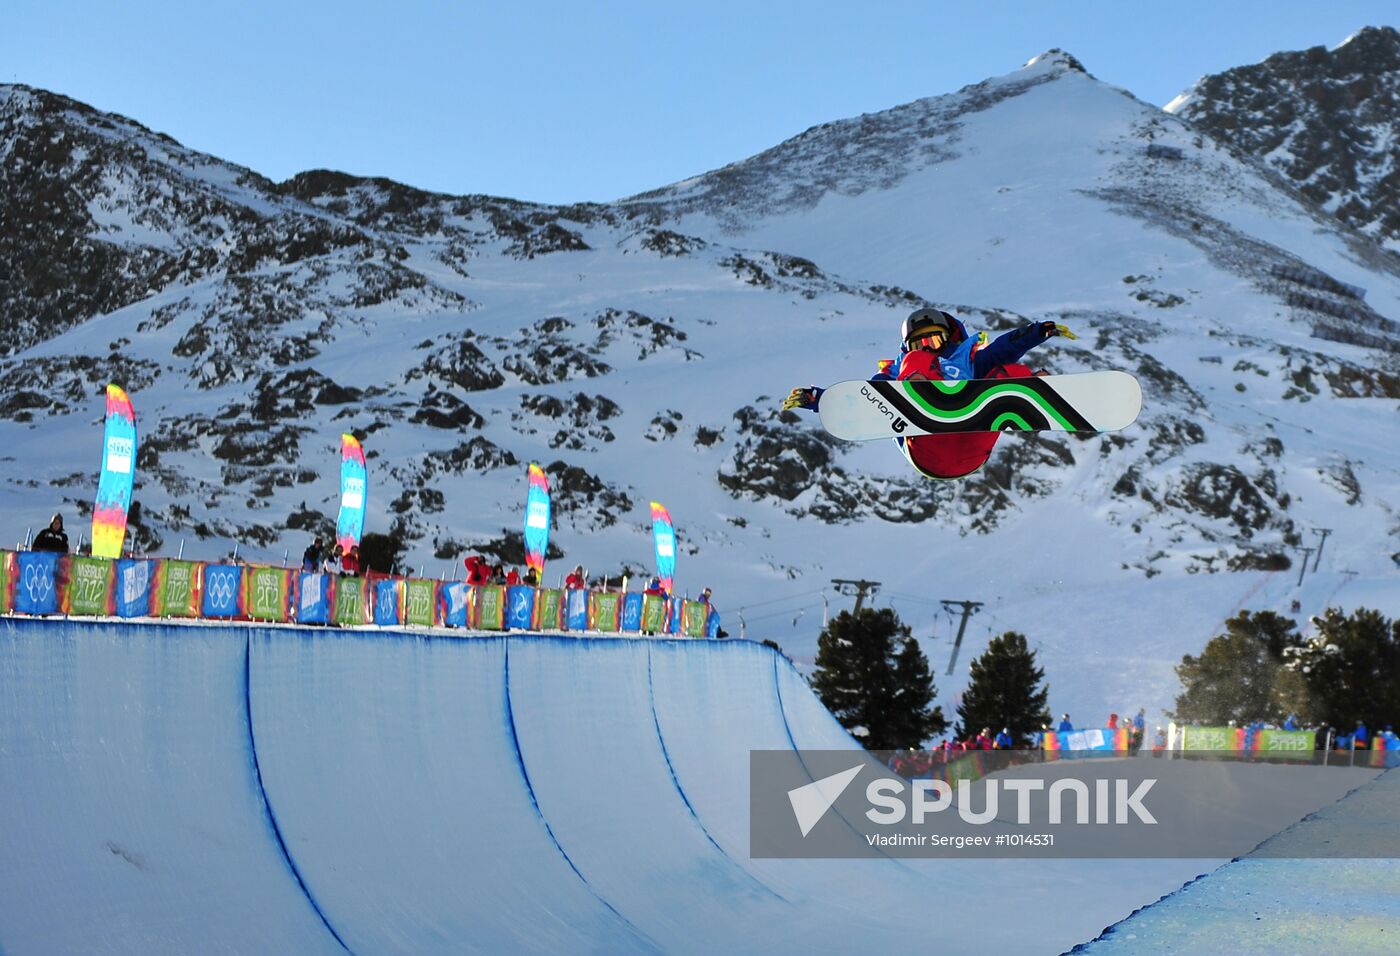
2, 45, 1399, 729
1076, 768, 1400, 954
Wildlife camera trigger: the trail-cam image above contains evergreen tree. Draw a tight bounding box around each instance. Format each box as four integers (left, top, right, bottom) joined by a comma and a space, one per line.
810, 608, 946, 751
953, 631, 1050, 745
1282, 607, 1400, 731
1171, 610, 1301, 725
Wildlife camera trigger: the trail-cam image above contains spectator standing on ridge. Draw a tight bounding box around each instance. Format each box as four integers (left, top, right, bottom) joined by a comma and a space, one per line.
505, 567, 522, 586
1283, 713, 1299, 731
1107, 713, 1119, 730
565, 565, 586, 590
1353, 720, 1369, 749
523, 567, 538, 587
463, 555, 491, 586
1130, 709, 1147, 753
341, 545, 361, 577
321, 544, 342, 575
31, 514, 69, 553
994, 728, 1014, 750
1058, 714, 1074, 733
302, 536, 323, 571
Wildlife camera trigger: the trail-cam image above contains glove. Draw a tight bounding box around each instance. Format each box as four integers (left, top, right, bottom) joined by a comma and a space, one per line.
1040, 321, 1077, 340
781, 386, 821, 411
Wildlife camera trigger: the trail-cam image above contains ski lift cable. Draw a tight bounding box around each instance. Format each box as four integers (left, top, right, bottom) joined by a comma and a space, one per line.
743, 602, 826, 625
883, 592, 948, 607
733, 587, 827, 613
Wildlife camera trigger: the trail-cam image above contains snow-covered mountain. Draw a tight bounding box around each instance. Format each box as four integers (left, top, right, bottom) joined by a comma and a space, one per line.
1168, 25, 1400, 253
2, 39, 1398, 729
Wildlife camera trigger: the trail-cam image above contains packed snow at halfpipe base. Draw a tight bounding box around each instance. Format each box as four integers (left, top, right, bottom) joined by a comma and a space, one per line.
1075, 769, 1400, 955
0, 617, 1382, 954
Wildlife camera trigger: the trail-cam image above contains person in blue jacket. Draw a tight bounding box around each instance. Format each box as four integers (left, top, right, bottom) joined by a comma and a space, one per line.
784, 308, 1077, 478
1058, 713, 1074, 733
993, 728, 1015, 750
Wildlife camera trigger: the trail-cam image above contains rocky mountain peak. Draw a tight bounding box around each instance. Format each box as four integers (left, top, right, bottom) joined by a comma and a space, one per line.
1167, 25, 1400, 251
1022, 48, 1089, 75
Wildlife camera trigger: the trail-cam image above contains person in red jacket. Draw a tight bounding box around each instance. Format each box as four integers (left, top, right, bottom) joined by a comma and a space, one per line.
463, 555, 491, 586
505, 567, 522, 586
564, 565, 586, 590
340, 545, 361, 577
784, 308, 1076, 479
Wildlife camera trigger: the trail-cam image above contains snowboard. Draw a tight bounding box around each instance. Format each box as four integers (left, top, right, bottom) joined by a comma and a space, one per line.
816, 370, 1142, 441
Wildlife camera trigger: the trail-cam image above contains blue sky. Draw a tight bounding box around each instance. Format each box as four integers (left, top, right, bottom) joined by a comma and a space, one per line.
5, 2, 1395, 204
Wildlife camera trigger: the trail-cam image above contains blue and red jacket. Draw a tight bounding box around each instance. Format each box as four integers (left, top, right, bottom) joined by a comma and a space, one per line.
878, 316, 1056, 479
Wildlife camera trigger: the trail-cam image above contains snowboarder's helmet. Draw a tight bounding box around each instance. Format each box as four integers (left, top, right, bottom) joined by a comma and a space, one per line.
901, 308, 956, 348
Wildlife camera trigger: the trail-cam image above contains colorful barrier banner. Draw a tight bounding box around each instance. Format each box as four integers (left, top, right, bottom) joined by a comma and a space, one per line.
534, 588, 563, 630
201, 564, 245, 619
680, 600, 708, 638
942, 752, 989, 786
1179, 726, 1240, 751
649, 501, 676, 595
622, 592, 643, 631
373, 577, 403, 626
403, 579, 438, 627
441, 582, 471, 628
1044, 727, 1131, 755
91, 384, 137, 559
706, 608, 722, 639
669, 597, 683, 635
523, 463, 551, 579
152, 559, 201, 618
333, 576, 370, 626
1371, 737, 1400, 769
0, 550, 14, 613
588, 591, 621, 633
1251, 729, 1313, 759
297, 572, 332, 625
336, 434, 367, 554
246, 566, 293, 622
115, 559, 154, 618
565, 588, 588, 631
66, 556, 115, 616
475, 584, 505, 630
640, 593, 668, 634
506, 585, 535, 630
14, 552, 62, 615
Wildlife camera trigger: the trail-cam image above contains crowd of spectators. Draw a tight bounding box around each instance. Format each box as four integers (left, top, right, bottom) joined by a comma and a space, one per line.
301, 536, 362, 577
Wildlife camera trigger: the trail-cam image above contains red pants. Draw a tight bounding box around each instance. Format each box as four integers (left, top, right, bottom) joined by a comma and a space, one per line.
897, 364, 1031, 479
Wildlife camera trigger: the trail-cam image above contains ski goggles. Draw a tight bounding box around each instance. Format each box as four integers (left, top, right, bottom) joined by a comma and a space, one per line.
907, 330, 947, 350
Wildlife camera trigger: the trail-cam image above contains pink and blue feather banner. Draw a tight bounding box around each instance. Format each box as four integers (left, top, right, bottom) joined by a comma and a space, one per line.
91, 384, 137, 559
336, 434, 367, 553
523, 463, 551, 577
649, 501, 676, 595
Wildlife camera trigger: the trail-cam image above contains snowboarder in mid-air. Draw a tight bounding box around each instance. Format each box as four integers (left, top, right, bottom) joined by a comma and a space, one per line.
783, 308, 1078, 479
